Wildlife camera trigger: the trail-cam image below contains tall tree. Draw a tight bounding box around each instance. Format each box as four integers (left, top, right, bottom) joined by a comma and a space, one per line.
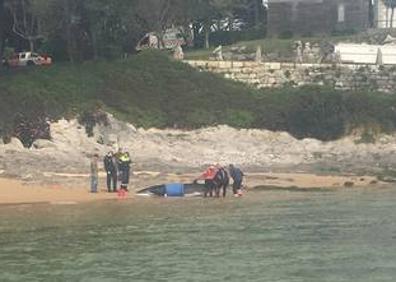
56, 0, 90, 63
187, 0, 266, 48
86, 0, 125, 59
188, 0, 225, 48
2, 0, 268, 62
7, 0, 47, 51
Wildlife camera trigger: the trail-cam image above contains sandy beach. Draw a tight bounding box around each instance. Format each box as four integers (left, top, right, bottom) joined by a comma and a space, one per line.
0, 178, 119, 205
0, 171, 383, 205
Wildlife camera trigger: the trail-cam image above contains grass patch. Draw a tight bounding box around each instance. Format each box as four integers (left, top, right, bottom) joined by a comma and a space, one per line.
1, 50, 396, 146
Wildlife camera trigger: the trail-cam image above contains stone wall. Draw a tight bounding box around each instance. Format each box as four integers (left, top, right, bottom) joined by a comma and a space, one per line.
185, 60, 396, 93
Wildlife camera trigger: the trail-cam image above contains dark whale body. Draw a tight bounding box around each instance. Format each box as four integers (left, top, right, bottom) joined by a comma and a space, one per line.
136, 183, 206, 197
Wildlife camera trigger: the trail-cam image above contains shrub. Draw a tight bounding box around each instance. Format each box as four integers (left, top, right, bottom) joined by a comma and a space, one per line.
224, 110, 255, 128
12, 114, 50, 148
278, 30, 294, 39
78, 109, 109, 137
276, 87, 347, 140
185, 109, 217, 128
252, 86, 396, 141
354, 126, 379, 144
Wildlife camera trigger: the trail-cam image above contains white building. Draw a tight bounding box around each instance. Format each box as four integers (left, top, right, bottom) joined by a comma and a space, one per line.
335, 43, 396, 64
375, 0, 396, 28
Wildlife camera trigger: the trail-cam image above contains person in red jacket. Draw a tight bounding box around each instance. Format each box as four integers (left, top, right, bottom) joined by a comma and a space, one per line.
195, 165, 219, 197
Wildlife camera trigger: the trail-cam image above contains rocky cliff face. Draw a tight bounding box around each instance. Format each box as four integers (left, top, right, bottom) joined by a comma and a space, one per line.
1, 113, 396, 181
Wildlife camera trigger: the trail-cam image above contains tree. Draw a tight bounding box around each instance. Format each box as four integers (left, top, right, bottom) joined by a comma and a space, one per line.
187, 0, 230, 48
135, 0, 185, 48
85, 0, 134, 59
6, 0, 47, 51
1, 0, 268, 62
187, 0, 266, 48
234, 0, 267, 29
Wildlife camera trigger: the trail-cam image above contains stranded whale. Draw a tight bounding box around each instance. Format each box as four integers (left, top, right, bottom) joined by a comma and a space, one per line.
136, 183, 206, 197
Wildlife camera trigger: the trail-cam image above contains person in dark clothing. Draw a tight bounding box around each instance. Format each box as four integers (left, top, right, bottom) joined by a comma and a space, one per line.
229, 164, 244, 196
215, 164, 229, 197
118, 152, 131, 191
104, 151, 118, 193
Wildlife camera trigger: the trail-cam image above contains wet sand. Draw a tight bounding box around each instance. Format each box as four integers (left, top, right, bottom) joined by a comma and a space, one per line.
0, 171, 383, 205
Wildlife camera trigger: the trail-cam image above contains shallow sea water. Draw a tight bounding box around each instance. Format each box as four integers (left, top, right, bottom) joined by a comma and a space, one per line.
1, 187, 396, 282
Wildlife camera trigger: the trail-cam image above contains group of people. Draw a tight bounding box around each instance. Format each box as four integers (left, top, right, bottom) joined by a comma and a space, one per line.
90, 149, 132, 193
195, 164, 244, 198
90, 150, 244, 198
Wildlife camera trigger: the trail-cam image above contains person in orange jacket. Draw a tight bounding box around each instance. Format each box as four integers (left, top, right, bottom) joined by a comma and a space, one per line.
195, 165, 219, 197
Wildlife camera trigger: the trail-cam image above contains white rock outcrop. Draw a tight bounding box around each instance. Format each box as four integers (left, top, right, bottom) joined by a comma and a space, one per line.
5, 138, 25, 151
2, 113, 396, 177
32, 139, 58, 150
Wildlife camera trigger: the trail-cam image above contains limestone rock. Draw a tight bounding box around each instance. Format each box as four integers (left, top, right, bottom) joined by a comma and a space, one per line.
32, 139, 58, 150
2, 112, 396, 179
5, 138, 25, 151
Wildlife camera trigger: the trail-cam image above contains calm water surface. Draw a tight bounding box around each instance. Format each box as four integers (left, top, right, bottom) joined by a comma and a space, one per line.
1, 187, 396, 282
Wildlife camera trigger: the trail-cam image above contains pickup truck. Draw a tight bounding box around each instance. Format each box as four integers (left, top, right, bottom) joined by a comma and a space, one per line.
4, 52, 52, 67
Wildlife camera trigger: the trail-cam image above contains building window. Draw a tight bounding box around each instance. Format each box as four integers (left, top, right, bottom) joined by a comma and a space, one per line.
338, 3, 345, 23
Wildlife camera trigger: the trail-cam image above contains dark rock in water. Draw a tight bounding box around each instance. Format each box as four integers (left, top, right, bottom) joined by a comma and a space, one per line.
344, 181, 354, 188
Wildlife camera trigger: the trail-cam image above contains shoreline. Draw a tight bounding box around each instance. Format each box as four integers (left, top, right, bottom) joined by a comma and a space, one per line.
0, 171, 385, 206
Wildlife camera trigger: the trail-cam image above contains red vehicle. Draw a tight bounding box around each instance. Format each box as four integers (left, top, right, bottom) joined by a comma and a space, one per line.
4, 52, 52, 67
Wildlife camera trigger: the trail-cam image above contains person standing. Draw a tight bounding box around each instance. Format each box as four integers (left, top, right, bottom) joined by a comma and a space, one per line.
229, 164, 244, 197
119, 152, 131, 191
90, 154, 99, 193
114, 148, 123, 186
195, 165, 219, 197
104, 151, 117, 193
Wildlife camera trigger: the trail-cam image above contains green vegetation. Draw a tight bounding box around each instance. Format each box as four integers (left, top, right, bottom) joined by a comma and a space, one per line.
1, 51, 396, 146
184, 33, 373, 60
0, 0, 267, 63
